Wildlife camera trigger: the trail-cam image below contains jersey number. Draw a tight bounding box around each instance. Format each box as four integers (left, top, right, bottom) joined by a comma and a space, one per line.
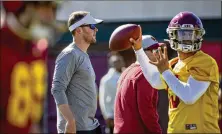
7, 60, 46, 128
167, 74, 180, 109
169, 94, 180, 108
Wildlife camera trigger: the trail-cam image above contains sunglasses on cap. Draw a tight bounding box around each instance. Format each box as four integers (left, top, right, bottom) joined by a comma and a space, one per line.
144, 43, 165, 53
144, 48, 159, 53
80, 24, 97, 30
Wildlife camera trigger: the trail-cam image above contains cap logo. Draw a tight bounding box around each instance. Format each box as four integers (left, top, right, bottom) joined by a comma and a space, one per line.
151, 36, 157, 42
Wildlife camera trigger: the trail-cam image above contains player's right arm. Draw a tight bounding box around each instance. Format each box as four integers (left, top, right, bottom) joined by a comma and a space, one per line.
51, 51, 76, 133
130, 26, 167, 89
135, 48, 167, 89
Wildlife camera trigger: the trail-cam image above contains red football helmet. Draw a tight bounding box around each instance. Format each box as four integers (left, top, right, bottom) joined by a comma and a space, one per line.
166, 11, 205, 53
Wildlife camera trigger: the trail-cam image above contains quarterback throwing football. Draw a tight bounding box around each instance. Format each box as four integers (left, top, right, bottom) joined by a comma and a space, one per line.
130, 11, 220, 133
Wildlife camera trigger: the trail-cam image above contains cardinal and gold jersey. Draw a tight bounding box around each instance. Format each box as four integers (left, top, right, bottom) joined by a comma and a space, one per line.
0, 24, 48, 133
167, 50, 220, 133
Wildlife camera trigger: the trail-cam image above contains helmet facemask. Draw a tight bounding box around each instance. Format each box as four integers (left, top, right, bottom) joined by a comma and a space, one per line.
166, 24, 205, 53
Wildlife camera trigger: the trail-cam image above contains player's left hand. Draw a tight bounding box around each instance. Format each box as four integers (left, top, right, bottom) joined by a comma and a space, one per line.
149, 46, 170, 73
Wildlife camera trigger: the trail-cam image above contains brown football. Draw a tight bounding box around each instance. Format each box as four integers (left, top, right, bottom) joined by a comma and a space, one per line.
109, 24, 140, 51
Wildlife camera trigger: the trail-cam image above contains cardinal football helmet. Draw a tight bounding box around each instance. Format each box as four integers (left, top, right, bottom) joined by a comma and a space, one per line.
166, 11, 205, 53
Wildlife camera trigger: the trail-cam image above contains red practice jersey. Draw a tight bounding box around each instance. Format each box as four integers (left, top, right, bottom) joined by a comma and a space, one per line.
0, 24, 48, 133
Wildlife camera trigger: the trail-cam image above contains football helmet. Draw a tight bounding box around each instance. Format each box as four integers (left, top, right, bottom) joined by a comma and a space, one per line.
166, 11, 205, 53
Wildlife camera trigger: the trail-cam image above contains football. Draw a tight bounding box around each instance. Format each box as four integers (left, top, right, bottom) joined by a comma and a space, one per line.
109, 24, 140, 51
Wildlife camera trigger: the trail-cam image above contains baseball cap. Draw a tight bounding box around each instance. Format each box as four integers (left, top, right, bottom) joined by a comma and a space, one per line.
142, 35, 164, 50
69, 13, 103, 32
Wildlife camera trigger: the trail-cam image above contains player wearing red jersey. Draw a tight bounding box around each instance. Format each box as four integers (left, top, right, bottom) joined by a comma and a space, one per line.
0, 1, 57, 133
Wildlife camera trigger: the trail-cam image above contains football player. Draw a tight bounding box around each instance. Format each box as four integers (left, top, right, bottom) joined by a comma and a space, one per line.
0, 1, 57, 133
130, 11, 220, 133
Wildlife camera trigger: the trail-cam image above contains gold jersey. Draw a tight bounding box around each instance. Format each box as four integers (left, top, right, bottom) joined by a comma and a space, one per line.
167, 51, 220, 133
